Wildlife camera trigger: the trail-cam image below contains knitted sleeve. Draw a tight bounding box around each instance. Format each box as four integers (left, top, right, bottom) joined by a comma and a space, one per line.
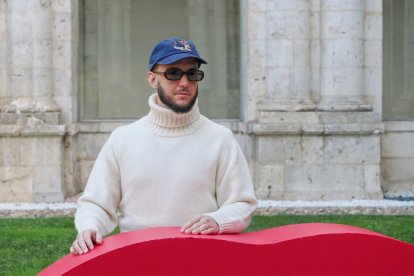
74, 131, 122, 236
205, 131, 258, 233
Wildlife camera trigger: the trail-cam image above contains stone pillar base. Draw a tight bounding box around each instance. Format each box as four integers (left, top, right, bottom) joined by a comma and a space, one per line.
253, 122, 384, 201
0, 112, 65, 203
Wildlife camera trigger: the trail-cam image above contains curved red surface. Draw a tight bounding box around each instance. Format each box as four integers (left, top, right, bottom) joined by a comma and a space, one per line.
39, 223, 414, 276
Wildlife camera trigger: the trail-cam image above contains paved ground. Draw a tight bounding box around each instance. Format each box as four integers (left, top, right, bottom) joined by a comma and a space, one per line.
1, 199, 414, 217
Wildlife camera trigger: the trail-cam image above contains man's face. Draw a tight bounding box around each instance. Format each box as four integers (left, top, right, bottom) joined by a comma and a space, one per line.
147, 58, 200, 113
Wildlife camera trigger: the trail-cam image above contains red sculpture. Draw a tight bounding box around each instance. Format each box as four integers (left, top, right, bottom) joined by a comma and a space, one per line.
39, 223, 414, 275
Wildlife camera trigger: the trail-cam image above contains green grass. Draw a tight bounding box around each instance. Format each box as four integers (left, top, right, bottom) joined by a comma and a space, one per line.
0, 215, 413, 275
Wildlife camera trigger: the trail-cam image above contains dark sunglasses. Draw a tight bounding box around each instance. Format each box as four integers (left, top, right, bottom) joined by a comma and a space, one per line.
152, 68, 204, 81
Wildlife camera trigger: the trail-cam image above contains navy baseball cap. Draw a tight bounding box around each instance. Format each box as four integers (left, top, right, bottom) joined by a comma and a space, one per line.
148, 37, 207, 70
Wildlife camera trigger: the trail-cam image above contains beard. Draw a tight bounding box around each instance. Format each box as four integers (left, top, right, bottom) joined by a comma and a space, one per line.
157, 82, 198, 113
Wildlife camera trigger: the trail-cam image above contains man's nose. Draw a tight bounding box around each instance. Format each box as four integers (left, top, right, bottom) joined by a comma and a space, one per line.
178, 74, 190, 86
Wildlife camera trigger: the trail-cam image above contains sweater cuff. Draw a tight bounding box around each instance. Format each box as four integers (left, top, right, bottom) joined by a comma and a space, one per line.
75, 217, 105, 235
204, 212, 234, 234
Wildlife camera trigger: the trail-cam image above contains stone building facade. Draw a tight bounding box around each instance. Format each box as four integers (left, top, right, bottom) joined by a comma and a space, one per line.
0, 0, 413, 203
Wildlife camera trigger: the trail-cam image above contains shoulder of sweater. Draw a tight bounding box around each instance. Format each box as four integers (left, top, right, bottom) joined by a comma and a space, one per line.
108, 117, 149, 140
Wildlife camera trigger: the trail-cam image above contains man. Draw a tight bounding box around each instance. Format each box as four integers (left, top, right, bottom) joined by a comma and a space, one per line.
70, 38, 257, 255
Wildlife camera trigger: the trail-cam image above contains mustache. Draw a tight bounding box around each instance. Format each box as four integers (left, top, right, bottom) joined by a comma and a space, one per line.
176, 89, 190, 94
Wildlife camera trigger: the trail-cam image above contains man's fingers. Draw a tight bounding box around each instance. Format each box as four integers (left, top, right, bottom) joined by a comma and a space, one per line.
83, 231, 94, 251
185, 220, 206, 234
200, 227, 218, 235
77, 234, 89, 254
71, 240, 83, 255
94, 230, 103, 245
70, 229, 103, 255
182, 215, 220, 235
187, 221, 205, 234
192, 223, 212, 234
181, 215, 202, 232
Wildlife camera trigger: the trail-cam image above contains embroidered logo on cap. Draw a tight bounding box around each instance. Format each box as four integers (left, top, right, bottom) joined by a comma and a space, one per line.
173, 40, 192, 51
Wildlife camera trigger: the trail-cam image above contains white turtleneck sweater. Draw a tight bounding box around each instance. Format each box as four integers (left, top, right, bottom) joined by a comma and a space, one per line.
75, 94, 257, 236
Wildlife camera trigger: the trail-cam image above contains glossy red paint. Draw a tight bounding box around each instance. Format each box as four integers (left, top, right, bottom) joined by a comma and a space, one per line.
39, 223, 414, 276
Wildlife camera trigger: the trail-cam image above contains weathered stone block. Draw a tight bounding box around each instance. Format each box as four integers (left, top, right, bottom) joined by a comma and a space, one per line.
0, 137, 21, 165
322, 39, 364, 67
324, 136, 380, 164
294, 40, 310, 67
52, 0, 72, 13
53, 12, 72, 41
33, 41, 53, 68
322, 0, 364, 11
257, 136, 300, 165
268, 0, 310, 11
33, 164, 63, 202
247, 0, 266, 13
9, 12, 31, 40
256, 164, 284, 199
31, 12, 52, 39
364, 40, 382, 67
321, 67, 363, 96
285, 164, 366, 200
268, 10, 310, 39
322, 11, 364, 39
0, 42, 7, 68
363, 165, 382, 198
11, 40, 33, 68
247, 40, 267, 67
247, 11, 267, 41
53, 40, 71, 68
301, 136, 324, 164
364, 67, 381, 96
0, 166, 33, 202
365, 13, 382, 40
10, 69, 33, 99
267, 67, 292, 97
29, 0, 52, 11
258, 112, 319, 124
365, 0, 382, 12
268, 40, 293, 67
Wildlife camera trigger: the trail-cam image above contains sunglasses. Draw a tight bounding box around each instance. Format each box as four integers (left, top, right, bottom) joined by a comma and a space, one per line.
152, 68, 204, 81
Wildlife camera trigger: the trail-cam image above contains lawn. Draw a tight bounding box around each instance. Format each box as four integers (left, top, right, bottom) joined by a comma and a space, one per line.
0, 215, 413, 275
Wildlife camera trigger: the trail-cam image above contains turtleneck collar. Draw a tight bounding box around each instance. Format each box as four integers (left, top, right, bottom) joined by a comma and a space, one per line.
145, 93, 205, 137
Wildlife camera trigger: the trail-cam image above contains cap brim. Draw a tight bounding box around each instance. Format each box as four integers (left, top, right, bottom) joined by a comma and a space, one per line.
157, 53, 207, 66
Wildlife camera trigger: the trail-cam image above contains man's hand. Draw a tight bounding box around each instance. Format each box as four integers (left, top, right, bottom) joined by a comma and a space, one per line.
181, 215, 220, 235
70, 229, 103, 255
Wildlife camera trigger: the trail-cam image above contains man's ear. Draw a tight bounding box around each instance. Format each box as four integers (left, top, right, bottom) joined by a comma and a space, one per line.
146, 72, 157, 89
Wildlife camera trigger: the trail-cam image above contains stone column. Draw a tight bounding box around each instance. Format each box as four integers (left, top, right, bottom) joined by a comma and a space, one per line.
240, 0, 267, 122
260, 0, 314, 111
4, 0, 60, 117
0, 0, 65, 203
0, 0, 7, 109
318, 0, 371, 111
